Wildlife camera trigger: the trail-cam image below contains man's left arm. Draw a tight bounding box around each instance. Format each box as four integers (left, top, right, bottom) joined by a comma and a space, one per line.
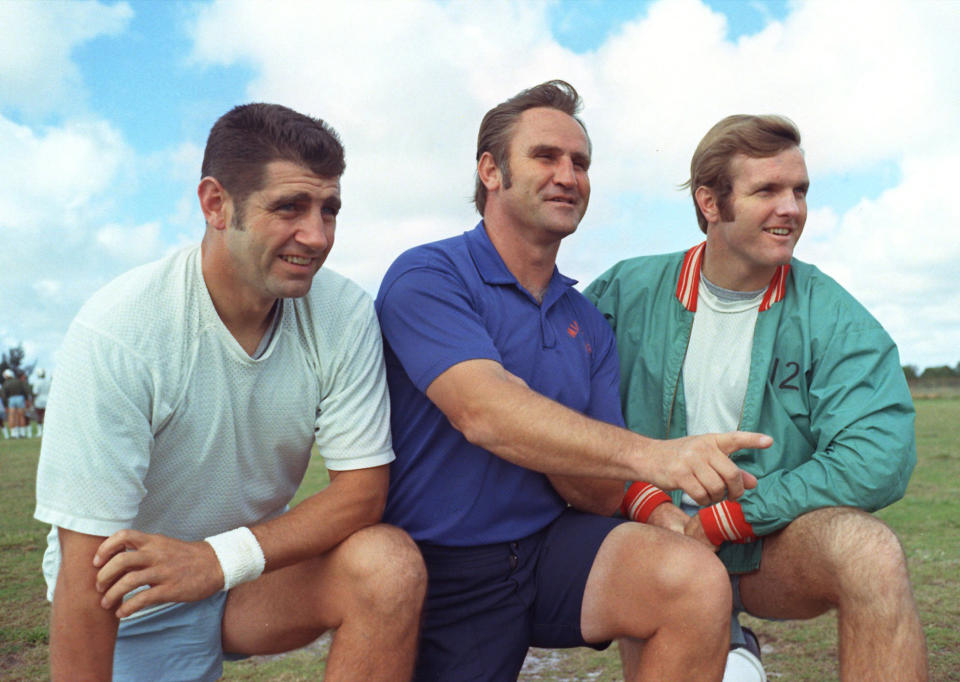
95, 465, 390, 618
96, 294, 396, 618
690, 324, 916, 546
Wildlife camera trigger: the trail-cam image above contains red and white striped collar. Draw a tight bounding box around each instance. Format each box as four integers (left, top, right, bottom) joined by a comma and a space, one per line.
675, 242, 790, 313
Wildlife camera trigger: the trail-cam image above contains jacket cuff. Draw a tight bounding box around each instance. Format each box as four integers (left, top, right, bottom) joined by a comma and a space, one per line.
698, 500, 757, 545
621, 482, 672, 523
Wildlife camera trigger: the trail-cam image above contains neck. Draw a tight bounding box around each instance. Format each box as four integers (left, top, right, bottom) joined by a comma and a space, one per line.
200, 238, 277, 354
702, 239, 777, 292
482, 218, 558, 302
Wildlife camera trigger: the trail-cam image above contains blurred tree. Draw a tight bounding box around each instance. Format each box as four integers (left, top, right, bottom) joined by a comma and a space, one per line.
919, 365, 959, 380
1, 344, 35, 378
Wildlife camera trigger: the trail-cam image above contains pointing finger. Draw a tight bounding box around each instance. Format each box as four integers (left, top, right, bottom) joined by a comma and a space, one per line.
719, 431, 773, 455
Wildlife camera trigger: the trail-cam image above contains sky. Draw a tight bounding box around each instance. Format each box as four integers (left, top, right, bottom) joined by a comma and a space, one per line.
1, 0, 958, 376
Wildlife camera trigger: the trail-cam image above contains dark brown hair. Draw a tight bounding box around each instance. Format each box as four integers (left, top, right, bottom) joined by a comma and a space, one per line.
201, 103, 345, 209
473, 80, 590, 215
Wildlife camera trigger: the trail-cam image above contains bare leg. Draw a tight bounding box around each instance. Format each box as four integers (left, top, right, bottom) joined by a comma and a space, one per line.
222, 524, 426, 681
582, 523, 731, 682
739, 507, 927, 681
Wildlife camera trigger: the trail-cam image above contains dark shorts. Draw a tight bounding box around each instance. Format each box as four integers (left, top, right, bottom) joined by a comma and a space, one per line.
414, 508, 626, 682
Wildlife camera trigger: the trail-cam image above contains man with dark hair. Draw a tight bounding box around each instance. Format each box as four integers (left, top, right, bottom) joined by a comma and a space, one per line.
377, 81, 772, 681
586, 114, 927, 681
35, 103, 425, 681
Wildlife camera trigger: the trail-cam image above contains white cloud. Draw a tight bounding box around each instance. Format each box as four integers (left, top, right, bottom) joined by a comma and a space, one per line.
96, 221, 165, 263
181, 0, 959, 369
3, 0, 958, 372
0, 0, 132, 117
0, 115, 129, 232
0, 113, 166, 372
798, 150, 960, 369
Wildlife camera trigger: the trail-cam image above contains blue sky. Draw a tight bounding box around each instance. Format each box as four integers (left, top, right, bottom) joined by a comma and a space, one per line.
2, 0, 959, 375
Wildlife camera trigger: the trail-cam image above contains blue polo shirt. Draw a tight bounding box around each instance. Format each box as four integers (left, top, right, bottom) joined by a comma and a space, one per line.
376, 222, 625, 546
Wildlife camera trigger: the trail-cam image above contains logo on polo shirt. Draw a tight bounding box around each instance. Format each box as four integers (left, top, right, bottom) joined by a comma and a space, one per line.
567, 320, 592, 354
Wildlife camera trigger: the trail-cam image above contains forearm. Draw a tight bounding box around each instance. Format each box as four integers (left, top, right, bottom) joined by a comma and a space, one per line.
428, 360, 766, 503
437, 368, 654, 481
52, 530, 119, 681
251, 465, 388, 572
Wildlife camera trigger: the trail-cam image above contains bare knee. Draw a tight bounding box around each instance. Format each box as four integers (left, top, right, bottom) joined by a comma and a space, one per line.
335, 524, 426, 618
793, 508, 910, 604
650, 542, 731, 623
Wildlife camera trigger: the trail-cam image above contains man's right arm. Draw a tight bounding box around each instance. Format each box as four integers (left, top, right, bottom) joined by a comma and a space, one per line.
51, 528, 118, 681
425, 358, 767, 504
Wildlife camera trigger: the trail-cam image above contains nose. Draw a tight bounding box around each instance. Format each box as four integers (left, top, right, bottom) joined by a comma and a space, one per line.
776, 191, 802, 217
553, 156, 576, 188
297, 212, 333, 252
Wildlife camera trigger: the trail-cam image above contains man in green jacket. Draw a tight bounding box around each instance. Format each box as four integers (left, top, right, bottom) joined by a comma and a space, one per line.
585, 114, 927, 681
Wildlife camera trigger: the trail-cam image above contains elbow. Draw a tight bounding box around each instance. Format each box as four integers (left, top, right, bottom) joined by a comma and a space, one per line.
362, 486, 388, 525
448, 406, 499, 450
593, 483, 627, 517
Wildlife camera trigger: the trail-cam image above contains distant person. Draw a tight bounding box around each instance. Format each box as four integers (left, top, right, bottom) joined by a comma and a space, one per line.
586, 114, 928, 681
1, 368, 29, 438
34, 103, 425, 681
377, 80, 772, 681
31, 368, 51, 438
0, 394, 7, 439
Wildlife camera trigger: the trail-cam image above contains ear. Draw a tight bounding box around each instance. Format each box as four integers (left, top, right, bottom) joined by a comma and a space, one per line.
198, 176, 231, 231
694, 185, 721, 225
477, 151, 502, 193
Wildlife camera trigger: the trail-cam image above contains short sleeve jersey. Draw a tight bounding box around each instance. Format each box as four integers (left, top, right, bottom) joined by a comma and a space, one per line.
32, 376, 52, 409
376, 223, 624, 546
35, 245, 394, 599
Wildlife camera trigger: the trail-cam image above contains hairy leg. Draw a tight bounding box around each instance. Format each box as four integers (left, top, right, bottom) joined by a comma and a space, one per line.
581, 522, 731, 682
739, 507, 927, 681
222, 523, 426, 682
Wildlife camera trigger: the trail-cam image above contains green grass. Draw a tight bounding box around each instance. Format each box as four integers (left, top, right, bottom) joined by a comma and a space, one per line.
2, 400, 959, 680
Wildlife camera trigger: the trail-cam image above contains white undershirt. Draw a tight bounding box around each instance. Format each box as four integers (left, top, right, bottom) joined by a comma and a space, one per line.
681, 275, 764, 506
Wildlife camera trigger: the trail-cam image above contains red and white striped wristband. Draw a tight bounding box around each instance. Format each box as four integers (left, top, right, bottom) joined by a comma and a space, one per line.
621, 482, 672, 523
698, 500, 756, 546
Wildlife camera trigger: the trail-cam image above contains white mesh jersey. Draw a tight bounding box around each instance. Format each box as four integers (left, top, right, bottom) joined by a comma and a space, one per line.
35, 245, 394, 600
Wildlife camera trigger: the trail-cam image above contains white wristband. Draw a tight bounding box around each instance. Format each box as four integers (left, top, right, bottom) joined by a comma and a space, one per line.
204, 526, 266, 591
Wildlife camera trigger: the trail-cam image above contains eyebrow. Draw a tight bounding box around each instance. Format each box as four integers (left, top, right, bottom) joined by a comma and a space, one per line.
751, 179, 809, 193
267, 192, 342, 212
324, 195, 342, 213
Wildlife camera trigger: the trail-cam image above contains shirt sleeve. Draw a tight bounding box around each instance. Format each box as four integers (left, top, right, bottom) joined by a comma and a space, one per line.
377, 265, 502, 392
313, 295, 396, 471
34, 320, 155, 536
739, 324, 917, 535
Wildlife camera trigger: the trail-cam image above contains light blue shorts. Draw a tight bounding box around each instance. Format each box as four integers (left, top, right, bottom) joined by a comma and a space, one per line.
114, 592, 245, 681
7, 395, 25, 409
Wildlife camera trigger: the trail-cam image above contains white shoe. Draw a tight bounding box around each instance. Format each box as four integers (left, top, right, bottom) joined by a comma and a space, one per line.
722, 646, 766, 682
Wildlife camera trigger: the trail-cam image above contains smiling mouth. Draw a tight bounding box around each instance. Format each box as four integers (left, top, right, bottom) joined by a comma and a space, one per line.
765, 228, 793, 236
280, 255, 313, 266
546, 196, 577, 205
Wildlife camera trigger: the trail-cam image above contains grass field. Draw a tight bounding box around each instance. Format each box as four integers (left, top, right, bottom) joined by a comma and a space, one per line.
2, 399, 958, 680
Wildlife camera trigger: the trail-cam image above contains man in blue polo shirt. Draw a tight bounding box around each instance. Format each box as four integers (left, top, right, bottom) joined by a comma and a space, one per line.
376, 80, 773, 681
